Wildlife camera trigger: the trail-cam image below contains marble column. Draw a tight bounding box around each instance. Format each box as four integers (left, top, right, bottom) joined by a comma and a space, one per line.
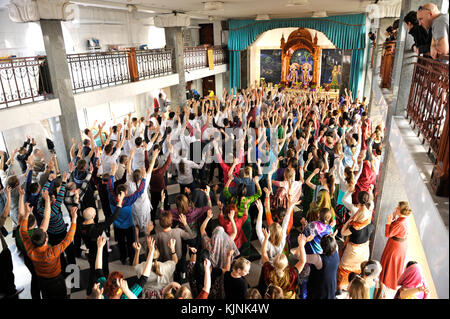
8, 0, 81, 172
40, 20, 81, 172
165, 27, 186, 112
213, 20, 225, 99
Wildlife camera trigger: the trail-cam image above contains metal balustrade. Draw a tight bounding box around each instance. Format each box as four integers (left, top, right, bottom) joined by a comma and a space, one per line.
136, 49, 174, 80
67, 50, 131, 93
0, 56, 51, 108
1, 46, 227, 108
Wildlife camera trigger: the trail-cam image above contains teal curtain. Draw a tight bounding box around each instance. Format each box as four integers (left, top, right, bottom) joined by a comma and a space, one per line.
227, 13, 366, 92
229, 51, 241, 92
349, 49, 364, 100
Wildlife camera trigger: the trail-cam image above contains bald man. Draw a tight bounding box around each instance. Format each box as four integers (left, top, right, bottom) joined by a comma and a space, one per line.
79, 192, 124, 295
417, 3, 449, 59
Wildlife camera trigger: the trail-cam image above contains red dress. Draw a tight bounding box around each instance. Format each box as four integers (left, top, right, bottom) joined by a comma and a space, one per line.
219, 213, 248, 249
378, 217, 408, 290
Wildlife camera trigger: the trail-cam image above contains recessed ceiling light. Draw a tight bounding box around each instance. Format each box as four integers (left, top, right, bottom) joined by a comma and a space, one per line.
312, 10, 327, 17
255, 14, 270, 20
286, 0, 309, 7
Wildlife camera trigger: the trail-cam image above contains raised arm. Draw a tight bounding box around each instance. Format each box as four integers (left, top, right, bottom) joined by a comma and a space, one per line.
260, 227, 270, 264
95, 236, 107, 270
39, 189, 51, 232
305, 168, 320, 190
200, 208, 213, 236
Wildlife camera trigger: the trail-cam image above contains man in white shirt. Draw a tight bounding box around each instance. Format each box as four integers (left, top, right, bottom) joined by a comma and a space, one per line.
99, 130, 125, 175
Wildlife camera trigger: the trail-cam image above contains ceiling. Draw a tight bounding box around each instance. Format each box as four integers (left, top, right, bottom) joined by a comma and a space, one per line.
86, 0, 374, 19
0, 0, 396, 21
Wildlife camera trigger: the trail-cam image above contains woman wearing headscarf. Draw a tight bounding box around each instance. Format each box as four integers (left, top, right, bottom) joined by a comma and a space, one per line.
351, 153, 376, 205
394, 261, 429, 299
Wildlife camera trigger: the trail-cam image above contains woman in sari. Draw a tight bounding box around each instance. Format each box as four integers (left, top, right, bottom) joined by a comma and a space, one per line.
376, 201, 411, 299
394, 261, 429, 299
336, 190, 375, 294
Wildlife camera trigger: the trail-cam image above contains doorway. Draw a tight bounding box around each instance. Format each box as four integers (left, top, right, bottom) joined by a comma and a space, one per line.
202, 75, 216, 97
199, 24, 214, 46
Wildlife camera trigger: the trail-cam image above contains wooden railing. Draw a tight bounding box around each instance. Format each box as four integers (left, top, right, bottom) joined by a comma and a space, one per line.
0, 56, 52, 108
406, 56, 449, 196
380, 41, 396, 89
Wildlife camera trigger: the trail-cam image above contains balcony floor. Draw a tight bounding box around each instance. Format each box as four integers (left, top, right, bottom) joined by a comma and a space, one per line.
382, 88, 449, 229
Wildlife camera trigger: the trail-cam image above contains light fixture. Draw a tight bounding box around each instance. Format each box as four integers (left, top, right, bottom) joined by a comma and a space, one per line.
203, 1, 224, 11
311, 10, 327, 17
255, 14, 270, 20
286, 0, 309, 7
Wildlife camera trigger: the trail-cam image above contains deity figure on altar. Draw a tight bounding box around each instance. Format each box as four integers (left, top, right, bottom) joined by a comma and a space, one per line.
286, 63, 301, 84
300, 63, 312, 87
331, 65, 341, 89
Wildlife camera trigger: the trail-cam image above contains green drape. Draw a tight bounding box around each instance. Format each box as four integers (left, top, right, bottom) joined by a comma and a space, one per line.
227, 13, 366, 98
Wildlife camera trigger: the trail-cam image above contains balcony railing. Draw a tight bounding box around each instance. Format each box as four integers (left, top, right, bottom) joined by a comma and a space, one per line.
184, 46, 227, 71
1, 46, 227, 107
406, 56, 449, 196
67, 51, 131, 93
0, 56, 52, 108
136, 49, 173, 80
380, 41, 396, 89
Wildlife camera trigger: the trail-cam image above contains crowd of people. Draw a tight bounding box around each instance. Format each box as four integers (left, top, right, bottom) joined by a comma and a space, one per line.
0, 82, 430, 300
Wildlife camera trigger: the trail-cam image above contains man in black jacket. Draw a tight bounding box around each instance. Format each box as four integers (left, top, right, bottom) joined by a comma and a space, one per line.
404, 11, 432, 56
79, 191, 124, 295
16, 137, 35, 173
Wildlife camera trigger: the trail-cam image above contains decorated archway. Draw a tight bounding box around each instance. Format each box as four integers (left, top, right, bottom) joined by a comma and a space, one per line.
227, 13, 366, 98
280, 28, 321, 87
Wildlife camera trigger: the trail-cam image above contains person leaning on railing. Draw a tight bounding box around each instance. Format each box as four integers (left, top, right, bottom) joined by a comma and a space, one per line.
417, 3, 449, 59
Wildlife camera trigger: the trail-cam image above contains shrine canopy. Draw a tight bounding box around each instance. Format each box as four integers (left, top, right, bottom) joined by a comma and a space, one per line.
228, 13, 366, 99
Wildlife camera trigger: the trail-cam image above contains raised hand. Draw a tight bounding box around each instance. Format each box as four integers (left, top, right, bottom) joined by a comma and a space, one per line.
41, 189, 50, 201
255, 199, 263, 212
17, 186, 24, 197
179, 213, 187, 225
168, 238, 176, 252
189, 246, 197, 255
92, 283, 104, 299
206, 209, 213, 219
97, 236, 106, 248
147, 236, 155, 254
68, 162, 75, 173
262, 227, 270, 240
297, 233, 307, 246
70, 206, 78, 221
386, 214, 393, 225
132, 242, 141, 251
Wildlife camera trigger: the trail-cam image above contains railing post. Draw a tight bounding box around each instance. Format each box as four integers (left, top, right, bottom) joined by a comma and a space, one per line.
128, 48, 139, 82
431, 106, 449, 197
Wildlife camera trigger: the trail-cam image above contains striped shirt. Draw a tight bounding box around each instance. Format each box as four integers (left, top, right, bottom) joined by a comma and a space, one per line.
20, 217, 76, 278
38, 181, 67, 235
